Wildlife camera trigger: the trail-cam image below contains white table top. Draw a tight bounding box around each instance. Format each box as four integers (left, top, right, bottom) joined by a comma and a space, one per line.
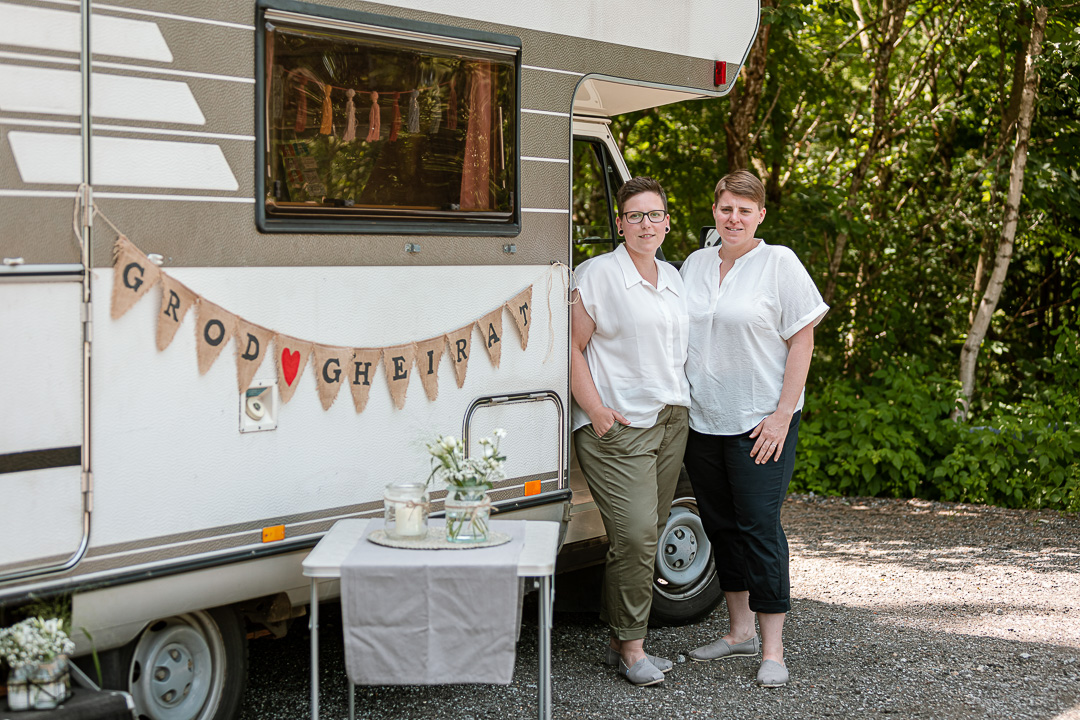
303, 519, 560, 579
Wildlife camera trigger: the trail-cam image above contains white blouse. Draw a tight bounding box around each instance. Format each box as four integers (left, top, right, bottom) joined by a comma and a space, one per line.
679, 241, 829, 435
571, 244, 691, 433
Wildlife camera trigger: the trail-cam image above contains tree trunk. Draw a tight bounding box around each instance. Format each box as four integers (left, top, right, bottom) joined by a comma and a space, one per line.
956, 4, 1047, 414
724, 0, 774, 171
823, 0, 910, 304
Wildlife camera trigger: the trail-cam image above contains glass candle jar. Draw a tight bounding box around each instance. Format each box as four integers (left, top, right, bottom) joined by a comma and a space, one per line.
383, 482, 429, 539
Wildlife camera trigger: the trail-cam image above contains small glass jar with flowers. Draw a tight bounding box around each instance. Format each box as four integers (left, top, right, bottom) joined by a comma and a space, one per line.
1, 616, 75, 711
427, 429, 506, 543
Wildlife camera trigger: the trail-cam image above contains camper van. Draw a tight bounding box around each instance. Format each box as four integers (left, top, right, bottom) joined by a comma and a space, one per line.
0, 0, 759, 717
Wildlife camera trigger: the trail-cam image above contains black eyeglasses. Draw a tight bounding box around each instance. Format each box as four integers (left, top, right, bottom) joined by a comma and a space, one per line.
621, 210, 666, 224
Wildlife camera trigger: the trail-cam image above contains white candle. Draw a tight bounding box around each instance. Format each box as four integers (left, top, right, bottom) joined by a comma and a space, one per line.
395, 501, 425, 537
384, 481, 428, 539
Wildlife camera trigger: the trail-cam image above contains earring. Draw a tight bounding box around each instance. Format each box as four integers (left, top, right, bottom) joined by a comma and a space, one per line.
618, 229, 623, 236
665, 227, 670, 233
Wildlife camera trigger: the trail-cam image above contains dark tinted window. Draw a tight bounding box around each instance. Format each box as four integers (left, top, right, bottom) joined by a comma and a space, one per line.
261, 13, 518, 231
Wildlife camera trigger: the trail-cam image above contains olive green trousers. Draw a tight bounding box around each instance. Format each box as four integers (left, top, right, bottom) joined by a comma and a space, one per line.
573, 404, 689, 640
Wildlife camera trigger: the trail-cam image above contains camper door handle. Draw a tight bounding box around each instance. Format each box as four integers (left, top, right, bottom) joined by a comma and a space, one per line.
3, 257, 25, 266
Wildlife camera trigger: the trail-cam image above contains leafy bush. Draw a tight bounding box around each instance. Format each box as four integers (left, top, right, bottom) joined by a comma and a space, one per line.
793, 358, 961, 498
794, 329, 1080, 512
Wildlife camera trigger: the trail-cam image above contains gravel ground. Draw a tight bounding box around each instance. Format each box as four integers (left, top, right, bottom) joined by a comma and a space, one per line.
239, 494, 1080, 719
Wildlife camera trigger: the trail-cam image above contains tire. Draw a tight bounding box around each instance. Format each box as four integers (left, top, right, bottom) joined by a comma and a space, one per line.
101, 606, 247, 720
649, 500, 723, 626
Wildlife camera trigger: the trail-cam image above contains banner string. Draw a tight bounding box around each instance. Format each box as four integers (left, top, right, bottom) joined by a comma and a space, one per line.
544, 261, 577, 364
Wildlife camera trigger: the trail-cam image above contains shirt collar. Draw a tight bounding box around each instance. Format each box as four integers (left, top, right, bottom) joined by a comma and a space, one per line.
614, 244, 681, 295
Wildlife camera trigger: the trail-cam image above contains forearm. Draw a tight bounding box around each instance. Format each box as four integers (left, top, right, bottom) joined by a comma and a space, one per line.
570, 346, 606, 418
775, 327, 814, 417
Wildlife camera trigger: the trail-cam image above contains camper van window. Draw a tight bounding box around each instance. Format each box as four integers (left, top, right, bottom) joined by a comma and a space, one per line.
260, 15, 519, 233
572, 139, 620, 265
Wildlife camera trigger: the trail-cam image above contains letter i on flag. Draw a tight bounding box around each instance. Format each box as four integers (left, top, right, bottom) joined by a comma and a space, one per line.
415, 336, 446, 402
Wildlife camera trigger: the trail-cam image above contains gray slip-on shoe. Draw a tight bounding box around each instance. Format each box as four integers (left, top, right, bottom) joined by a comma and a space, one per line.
605, 648, 673, 673
756, 659, 789, 687
618, 657, 665, 686
689, 634, 761, 662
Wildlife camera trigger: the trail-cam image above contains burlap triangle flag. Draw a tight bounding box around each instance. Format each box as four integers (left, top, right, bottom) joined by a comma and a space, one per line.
274, 335, 313, 404
505, 285, 533, 351
234, 320, 274, 393
348, 348, 381, 414
111, 235, 160, 319
156, 275, 197, 351
476, 307, 503, 369
195, 300, 239, 375
415, 336, 446, 402
445, 324, 473, 389
312, 344, 352, 411
382, 344, 416, 410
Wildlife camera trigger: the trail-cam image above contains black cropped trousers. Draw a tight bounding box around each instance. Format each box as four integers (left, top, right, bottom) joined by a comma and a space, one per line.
684, 411, 801, 614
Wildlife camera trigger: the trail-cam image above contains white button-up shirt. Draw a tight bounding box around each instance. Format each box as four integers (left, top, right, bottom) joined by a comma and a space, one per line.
680, 241, 829, 435
571, 244, 691, 432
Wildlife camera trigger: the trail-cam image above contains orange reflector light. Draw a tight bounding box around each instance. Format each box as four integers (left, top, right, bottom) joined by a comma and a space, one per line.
262, 525, 285, 543
524, 480, 542, 496
714, 61, 726, 86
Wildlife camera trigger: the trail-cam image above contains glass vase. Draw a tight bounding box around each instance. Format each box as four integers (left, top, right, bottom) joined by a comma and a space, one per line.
444, 487, 491, 543
383, 481, 429, 539
6, 655, 70, 711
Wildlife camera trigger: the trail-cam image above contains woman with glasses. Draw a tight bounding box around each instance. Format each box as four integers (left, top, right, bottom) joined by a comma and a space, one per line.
679, 170, 828, 688
570, 176, 690, 686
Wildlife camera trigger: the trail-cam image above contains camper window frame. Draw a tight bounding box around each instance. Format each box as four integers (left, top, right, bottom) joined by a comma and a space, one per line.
254, 0, 523, 236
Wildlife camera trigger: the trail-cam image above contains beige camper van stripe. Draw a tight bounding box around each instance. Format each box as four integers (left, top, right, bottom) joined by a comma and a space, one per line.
106, 232, 563, 413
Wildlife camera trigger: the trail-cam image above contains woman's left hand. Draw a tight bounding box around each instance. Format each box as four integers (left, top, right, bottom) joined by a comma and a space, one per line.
749, 410, 793, 465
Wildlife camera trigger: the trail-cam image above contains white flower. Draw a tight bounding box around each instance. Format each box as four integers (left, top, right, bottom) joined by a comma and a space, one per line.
493, 428, 507, 439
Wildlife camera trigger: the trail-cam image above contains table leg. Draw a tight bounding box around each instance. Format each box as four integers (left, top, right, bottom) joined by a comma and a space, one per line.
349, 680, 355, 720
310, 578, 319, 720
538, 575, 552, 720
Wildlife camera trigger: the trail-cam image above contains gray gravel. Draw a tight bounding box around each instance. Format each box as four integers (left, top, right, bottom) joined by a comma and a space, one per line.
239, 495, 1080, 719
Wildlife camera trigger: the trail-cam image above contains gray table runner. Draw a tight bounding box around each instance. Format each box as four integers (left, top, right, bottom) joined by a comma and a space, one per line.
340, 519, 526, 686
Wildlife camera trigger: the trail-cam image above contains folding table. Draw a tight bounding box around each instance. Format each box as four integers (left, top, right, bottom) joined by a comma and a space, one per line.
302, 518, 559, 720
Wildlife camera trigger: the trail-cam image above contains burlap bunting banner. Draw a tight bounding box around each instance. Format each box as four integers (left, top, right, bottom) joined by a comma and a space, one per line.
382, 344, 416, 410
312, 344, 352, 410
415, 336, 446, 402
195, 301, 239, 375
111, 236, 160, 320
275, 335, 312, 404
156, 275, 197, 351
348, 348, 381, 414
234, 320, 275, 393
476, 307, 503, 369
505, 286, 533, 351
108, 231, 546, 413
445, 324, 473, 389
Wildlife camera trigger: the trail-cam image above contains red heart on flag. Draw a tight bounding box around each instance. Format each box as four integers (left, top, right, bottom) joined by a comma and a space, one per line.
281, 349, 300, 386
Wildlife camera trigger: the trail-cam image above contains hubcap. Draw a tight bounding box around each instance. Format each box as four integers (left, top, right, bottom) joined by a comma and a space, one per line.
128, 613, 224, 720
655, 506, 712, 591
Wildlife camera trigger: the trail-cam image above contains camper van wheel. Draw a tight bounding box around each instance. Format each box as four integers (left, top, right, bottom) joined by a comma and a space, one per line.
649, 500, 723, 626
106, 607, 247, 720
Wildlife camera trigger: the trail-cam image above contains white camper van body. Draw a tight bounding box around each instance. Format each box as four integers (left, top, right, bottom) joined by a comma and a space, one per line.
0, 0, 759, 717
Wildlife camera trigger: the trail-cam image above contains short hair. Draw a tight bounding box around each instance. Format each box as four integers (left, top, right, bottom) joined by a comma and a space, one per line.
714, 170, 766, 208
616, 176, 668, 214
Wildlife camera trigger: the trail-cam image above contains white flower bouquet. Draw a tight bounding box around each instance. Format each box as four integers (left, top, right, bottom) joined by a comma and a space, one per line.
0, 617, 74, 668
426, 428, 507, 494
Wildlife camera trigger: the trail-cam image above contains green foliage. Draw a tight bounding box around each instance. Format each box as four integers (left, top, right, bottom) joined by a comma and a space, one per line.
794, 358, 961, 498
795, 328, 1080, 512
